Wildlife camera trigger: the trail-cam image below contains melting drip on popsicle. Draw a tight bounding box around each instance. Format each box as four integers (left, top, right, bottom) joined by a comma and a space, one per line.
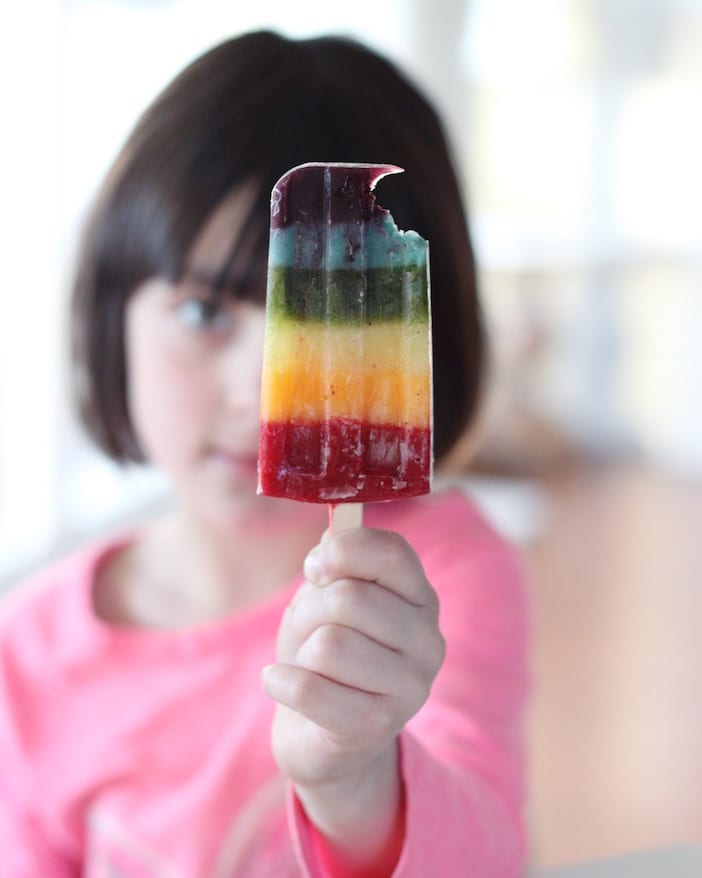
257, 162, 432, 503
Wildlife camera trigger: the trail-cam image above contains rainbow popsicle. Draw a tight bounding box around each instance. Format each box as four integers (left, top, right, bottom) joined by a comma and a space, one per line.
257, 162, 432, 504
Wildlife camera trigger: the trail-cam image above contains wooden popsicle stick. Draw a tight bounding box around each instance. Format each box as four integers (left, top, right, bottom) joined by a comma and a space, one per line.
329, 502, 364, 533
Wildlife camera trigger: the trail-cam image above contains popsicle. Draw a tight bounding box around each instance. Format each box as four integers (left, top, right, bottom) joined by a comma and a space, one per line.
257, 162, 432, 510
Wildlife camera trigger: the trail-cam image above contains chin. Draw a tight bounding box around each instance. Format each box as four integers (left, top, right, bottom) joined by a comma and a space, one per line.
181, 464, 322, 532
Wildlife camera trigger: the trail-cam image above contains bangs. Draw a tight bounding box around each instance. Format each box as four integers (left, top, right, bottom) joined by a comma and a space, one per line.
190, 186, 271, 305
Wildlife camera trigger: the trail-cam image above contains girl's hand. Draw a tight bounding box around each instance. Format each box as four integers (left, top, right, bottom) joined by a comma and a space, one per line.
262, 527, 445, 870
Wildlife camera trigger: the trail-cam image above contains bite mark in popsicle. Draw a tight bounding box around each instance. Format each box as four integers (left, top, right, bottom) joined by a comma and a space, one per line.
257, 163, 432, 504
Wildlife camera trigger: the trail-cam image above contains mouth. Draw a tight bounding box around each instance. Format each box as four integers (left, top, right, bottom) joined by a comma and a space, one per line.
209, 446, 260, 473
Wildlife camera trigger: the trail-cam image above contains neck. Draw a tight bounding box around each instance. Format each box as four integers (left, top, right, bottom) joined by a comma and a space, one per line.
134, 496, 326, 625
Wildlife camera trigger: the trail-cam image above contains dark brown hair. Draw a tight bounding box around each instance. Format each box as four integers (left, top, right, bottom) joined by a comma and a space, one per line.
72, 30, 484, 463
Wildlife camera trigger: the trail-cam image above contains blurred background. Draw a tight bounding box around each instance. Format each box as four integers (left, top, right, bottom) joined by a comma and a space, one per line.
0, 0, 700, 870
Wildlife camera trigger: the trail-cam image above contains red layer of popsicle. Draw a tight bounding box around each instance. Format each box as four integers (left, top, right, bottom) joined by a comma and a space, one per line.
259, 419, 431, 502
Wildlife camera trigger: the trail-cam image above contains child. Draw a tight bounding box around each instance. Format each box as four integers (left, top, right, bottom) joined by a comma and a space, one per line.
0, 31, 529, 877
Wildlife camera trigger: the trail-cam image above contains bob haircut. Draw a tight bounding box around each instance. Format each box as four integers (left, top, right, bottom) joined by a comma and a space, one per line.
72, 30, 484, 464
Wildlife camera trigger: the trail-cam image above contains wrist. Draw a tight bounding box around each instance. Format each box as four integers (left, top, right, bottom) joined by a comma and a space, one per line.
294, 743, 405, 876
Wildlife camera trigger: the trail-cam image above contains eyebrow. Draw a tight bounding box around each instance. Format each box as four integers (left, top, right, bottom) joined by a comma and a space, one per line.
180, 265, 245, 299
181, 267, 224, 288
181, 219, 269, 302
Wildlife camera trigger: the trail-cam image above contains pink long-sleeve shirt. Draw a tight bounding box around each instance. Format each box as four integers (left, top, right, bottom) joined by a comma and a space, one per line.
0, 489, 530, 877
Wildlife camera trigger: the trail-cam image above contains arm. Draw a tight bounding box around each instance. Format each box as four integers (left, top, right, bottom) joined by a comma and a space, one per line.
264, 510, 530, 877
0, 802, 77, 878
397, 508, 530, 875
0, 586, 81, 877
0, 695, 78, 877
263, 527, 444, 877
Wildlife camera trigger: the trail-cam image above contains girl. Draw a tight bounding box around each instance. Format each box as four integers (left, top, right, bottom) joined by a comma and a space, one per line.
0, 31, 529, 877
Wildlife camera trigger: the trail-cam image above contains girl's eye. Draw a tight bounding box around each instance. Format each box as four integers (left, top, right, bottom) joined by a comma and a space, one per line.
175, 297, 233, 333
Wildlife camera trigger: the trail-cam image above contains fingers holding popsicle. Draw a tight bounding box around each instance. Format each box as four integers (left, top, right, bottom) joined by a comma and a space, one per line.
263, 527, 445, 787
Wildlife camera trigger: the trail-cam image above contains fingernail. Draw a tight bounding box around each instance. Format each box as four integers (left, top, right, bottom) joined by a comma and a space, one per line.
303, 545, 322, 584
261, 664, 278, 693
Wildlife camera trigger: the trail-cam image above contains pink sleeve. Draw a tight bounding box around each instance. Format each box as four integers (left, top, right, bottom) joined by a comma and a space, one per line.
288, 508, 531, 877
0, 807, 77, 877
395, 520, 530, 876
0, 608, 79, 876
0, 734, 78, 877
286, 788, 322, 878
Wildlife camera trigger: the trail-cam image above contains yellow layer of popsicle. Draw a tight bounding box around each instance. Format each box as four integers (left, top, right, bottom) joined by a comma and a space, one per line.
260, 320, 431, 425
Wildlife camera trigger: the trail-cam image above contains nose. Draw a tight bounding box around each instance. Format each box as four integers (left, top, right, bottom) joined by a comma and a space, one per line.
219, 303, 266, 415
